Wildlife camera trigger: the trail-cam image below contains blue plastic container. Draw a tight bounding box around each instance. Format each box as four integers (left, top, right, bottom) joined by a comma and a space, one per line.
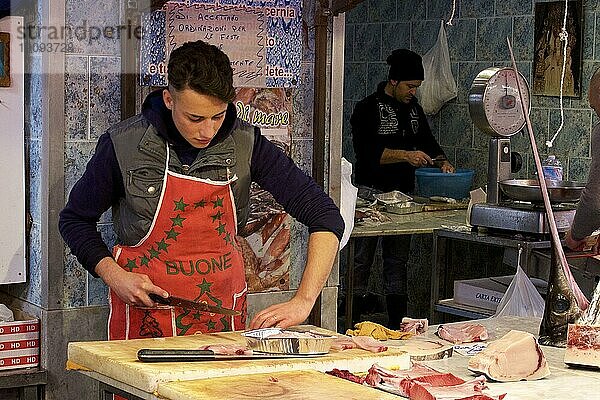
415, 168, 475, 200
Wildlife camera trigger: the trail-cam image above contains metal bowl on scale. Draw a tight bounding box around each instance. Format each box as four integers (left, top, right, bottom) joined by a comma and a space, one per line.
498, 179, 585, 203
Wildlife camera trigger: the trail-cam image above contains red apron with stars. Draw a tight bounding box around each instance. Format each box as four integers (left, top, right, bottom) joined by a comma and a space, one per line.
108, 151, 247, 340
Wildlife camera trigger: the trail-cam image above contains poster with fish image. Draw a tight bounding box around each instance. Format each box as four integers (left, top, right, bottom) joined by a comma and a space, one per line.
235, 88, 293, 293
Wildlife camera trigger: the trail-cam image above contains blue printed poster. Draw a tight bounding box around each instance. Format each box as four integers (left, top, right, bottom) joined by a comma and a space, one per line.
140, 0, 302, 88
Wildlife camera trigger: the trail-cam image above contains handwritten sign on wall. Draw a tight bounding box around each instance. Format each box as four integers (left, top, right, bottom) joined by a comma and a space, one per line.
140, 0, 302, 88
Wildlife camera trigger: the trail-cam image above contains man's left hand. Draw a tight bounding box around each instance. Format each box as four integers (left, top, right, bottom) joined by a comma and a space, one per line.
248, 296, 314, 329
440, 160, 455, 173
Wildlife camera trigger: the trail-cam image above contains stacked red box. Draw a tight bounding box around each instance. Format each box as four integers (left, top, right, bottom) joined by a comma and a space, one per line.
0, 310, 40, 370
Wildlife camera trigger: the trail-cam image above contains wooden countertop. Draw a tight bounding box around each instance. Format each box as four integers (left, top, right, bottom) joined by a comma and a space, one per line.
70, 316, 600, 399
68, 326, 409, 396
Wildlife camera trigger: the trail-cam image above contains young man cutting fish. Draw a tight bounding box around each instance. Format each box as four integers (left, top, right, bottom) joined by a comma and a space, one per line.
59, 40, 344, 338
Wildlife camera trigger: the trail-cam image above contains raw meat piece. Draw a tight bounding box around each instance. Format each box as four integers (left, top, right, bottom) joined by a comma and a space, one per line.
325, 368, 366, 384
365, 363, 464, 397
402, 373, 468, 398
351, 336, 388, 352
564, 324, 600, 367
468, 330, 550, 381
330, 336, 388, 352
198, 344, 252, 355
330, 336, 356, 351
365, 363, 442, 389
400, 317, 429, 335
436, 323, 488, 344
408, 375, 506, 400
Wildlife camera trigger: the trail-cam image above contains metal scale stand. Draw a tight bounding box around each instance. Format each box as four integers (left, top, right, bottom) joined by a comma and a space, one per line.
467, 67, 578, 235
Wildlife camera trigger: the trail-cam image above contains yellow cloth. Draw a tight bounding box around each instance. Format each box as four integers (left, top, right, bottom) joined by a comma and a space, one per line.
346, 321, 413, 340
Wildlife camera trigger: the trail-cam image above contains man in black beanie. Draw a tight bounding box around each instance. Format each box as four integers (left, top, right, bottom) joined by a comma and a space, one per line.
349, 48, 453, 329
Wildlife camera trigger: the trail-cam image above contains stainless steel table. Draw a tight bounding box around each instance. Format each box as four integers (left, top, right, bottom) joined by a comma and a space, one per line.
344, 209, 468, 330
430, 228, 552, 323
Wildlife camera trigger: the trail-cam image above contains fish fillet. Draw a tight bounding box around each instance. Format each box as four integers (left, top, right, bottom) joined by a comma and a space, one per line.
468, 330, 550, 382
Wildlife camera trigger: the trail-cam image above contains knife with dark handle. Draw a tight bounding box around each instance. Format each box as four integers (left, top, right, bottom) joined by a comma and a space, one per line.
137, 349, 325, 362
148, 294, 241, 316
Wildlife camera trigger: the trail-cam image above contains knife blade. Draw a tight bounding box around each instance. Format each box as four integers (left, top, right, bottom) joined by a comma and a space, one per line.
149, 294, 241, 316
137, 348, 325, 362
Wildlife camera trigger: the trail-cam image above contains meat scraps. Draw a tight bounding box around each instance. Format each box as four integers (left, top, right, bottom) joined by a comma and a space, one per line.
365, 363, 464, 397
330, 336, 388, 352
408, 375, 505, 400
400, 317, 429, 335
325, 368, 365, 384
468, 330, 550, 381
437, 323, 489, 344
198, 344, 252, 355
364, 363, 506, 400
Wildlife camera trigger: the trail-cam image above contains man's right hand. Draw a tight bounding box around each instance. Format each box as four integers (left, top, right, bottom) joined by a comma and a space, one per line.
95, 257, 169, 307
565, 231, 599, 254
405, 150, 433, 167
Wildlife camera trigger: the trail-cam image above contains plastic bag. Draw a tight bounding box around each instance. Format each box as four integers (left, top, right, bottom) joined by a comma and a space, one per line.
494, 263, 545, 319
339, 158, 358, 250
417, 20, 457, 115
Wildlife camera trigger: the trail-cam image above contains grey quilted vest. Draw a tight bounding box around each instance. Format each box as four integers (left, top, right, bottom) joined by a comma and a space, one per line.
109, 115, 254, 245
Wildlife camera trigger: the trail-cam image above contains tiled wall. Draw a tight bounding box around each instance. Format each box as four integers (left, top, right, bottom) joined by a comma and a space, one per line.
343, 0, 600, 189
61, 0, 121, 308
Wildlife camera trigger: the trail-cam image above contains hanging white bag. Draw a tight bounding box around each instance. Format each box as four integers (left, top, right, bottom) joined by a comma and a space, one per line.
494, 248, 545, 318
339, 158, 358, 250
417, 20, 457, 115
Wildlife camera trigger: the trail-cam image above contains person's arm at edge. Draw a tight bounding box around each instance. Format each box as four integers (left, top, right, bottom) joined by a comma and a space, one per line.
249, 231, 339, 329
58, 132, 168, 306
58, 132, 119, 277
567, 126, 600, 251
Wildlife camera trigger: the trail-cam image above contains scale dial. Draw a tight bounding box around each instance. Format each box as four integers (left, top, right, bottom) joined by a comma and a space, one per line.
468, 67, 530, 137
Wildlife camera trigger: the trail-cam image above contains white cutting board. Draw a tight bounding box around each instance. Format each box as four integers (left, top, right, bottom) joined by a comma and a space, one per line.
68, 328, 410, 393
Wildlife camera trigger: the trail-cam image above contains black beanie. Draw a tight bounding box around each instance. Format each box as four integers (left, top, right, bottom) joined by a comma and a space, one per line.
387, 49, 424, 81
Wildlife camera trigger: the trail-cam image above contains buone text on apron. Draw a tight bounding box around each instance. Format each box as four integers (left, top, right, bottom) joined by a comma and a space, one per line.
109, 146, 247, 339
